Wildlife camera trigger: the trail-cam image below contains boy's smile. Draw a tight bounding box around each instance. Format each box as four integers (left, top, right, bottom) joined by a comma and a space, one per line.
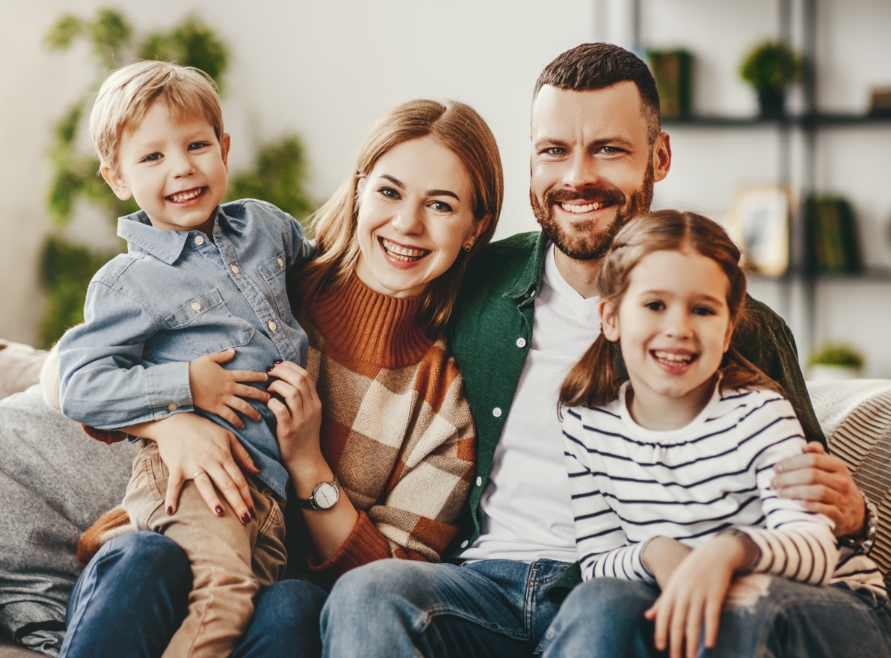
101, 102, 230, 235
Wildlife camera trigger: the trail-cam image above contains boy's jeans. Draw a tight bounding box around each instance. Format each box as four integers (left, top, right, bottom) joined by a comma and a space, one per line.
322, 559, 891, 657
123, 440, 287, 658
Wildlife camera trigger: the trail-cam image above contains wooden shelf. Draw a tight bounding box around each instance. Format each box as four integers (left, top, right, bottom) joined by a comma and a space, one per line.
663, 113, 891, 128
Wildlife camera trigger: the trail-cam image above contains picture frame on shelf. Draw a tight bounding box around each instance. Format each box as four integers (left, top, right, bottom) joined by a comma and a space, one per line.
726, 184, 792, 277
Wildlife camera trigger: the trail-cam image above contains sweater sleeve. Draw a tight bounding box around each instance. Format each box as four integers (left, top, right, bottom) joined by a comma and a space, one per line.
563, 409, 656, 584
733, 396, 839, 585
308, 356, 476, 580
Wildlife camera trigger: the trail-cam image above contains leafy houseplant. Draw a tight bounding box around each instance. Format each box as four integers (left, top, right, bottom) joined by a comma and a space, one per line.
40, 9, 314, 347
809, 343, 865, 381
739, 40, 803, 117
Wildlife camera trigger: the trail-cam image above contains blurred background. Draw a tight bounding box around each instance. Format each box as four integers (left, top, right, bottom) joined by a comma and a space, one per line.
2, 0, 890, 376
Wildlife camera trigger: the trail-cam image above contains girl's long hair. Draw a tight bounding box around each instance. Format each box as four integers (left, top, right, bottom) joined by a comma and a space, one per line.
559, 210, 783, 410
293, 99, 503, 332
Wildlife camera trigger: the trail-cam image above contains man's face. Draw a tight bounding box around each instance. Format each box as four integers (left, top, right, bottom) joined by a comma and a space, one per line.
530, 82, 670, 261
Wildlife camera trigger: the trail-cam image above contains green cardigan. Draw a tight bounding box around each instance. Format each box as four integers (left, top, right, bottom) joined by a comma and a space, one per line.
445, 231, 824, 595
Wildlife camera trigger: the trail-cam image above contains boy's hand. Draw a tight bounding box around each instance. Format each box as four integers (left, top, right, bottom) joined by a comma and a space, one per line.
266, 361, 323, 468
644, 532, 756, 658
189, 349, 269, 429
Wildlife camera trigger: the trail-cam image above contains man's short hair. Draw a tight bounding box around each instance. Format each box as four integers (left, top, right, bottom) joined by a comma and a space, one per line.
534, 43, 661, 144
90, 60, 224, 172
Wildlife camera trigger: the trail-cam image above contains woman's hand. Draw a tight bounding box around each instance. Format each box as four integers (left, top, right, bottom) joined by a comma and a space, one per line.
126, 412, 260, 523
266, 361, 323, 470
189, 349, 269, 429
772, 442, 865, 537
644, 532, 757, 658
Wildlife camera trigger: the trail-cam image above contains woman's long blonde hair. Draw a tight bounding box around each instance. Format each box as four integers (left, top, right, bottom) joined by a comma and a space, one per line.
294, 99, 503, 332
559, 210, 783, 410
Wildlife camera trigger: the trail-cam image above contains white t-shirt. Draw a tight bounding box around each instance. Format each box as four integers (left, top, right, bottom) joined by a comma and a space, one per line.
462, 244, 601, 563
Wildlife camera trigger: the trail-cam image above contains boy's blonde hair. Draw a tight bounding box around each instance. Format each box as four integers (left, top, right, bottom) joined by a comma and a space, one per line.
90, 60, 224, 172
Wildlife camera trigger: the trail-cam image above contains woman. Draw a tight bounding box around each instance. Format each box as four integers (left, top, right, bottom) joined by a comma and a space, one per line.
59, 99, 503, 658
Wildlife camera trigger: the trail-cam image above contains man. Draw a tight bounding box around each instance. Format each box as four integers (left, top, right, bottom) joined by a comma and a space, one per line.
322, 43, 876, 657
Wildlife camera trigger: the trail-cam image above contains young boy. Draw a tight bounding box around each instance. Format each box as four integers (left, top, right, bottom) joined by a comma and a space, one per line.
57, 60, 313, 657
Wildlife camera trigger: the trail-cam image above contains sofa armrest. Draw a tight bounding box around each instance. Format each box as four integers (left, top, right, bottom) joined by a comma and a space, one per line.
807, 379, 891, 590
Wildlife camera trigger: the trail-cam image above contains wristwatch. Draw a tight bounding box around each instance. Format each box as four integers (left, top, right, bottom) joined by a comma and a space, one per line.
294, 477, 340, 510
840, 488, 878, 555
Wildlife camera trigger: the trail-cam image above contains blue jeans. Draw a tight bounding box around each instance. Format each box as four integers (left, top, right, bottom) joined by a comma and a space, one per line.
541, 576, 891, 658
321, 558, 572, 657
60, 531, 326, 658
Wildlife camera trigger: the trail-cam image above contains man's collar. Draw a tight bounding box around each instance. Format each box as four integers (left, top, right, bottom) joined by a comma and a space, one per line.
505, 231, 550, 301
117, 208, 222, 264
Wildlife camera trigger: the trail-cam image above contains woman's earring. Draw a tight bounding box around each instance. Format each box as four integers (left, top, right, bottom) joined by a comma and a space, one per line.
463, 243, 473, 253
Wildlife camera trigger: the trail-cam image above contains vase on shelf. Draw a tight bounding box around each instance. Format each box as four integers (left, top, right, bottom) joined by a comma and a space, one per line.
757, 89, 786, 118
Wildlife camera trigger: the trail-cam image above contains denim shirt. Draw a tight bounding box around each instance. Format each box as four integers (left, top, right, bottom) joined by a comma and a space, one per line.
58, 199, 312, 498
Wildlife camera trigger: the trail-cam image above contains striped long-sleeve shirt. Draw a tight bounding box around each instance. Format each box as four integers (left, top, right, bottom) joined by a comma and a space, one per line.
562, 384, 882, 592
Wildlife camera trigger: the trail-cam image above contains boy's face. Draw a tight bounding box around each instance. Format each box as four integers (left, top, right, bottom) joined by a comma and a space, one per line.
101, 102, 230, 234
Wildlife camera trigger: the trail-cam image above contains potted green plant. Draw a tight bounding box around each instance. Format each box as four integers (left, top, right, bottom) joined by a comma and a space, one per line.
739, 40, 803, 117
809, 343, 865, 381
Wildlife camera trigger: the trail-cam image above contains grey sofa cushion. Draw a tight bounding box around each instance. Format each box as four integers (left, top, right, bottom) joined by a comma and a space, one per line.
808, 379, 891, 590
0, 385, 134, 656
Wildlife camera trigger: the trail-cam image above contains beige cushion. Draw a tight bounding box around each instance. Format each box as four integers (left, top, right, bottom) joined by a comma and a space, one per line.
0, 341, 47, 401
808, 379, 891, 590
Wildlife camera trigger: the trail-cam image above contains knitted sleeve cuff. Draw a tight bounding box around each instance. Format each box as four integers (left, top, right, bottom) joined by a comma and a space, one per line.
307, 510, 393, 577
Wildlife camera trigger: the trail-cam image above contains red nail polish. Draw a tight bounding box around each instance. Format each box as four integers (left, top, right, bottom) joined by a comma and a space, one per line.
215, 505, 224, 516
242, 512, 251, 524
266, 367, 274, 373
167, 506, 173, 515
274, 360, 283, 364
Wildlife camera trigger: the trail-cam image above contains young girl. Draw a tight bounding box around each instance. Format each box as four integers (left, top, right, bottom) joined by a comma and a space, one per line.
558, 211, 885, 658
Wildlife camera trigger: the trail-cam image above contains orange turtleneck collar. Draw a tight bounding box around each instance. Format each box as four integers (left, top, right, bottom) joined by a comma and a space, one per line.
306, 272, 436, 369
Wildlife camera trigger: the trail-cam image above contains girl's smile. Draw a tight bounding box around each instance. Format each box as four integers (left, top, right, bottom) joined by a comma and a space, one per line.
600, 247, 734, 430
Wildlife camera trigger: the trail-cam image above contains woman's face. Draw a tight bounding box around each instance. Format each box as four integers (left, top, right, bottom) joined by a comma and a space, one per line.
355, 135, 488, 298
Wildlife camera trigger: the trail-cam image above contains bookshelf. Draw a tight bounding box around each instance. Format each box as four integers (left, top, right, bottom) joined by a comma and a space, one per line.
638, 0, 891, 361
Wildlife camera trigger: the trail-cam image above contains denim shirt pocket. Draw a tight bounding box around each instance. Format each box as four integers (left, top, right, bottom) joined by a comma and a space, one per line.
165, 288, 255, 356
257, 251, 290, 319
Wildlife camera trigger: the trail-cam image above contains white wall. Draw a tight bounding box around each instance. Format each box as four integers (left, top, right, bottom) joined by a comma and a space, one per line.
2, 0, 890, 376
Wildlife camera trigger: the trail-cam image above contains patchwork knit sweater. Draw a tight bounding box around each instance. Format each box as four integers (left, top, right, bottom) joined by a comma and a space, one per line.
77, 272, 477, 582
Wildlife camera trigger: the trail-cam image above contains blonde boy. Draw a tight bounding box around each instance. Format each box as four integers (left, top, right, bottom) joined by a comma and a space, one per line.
58, 61, 312, 657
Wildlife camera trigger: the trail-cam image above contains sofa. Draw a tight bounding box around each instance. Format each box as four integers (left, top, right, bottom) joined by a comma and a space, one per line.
1, 338, 890, 656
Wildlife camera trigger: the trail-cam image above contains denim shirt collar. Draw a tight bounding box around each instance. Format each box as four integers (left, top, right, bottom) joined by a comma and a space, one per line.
504, 230, 550, 302
117, 207, 229, 264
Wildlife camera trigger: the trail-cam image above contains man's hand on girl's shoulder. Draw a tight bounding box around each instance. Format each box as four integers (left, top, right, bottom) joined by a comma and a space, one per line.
772, 442, 866, 537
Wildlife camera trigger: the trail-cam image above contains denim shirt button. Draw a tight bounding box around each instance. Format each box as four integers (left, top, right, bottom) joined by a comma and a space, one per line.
230, 265, 240, 275
194, 236, 204, 246
277, 257, 284, 268
268, 320, 278, 333
191, 302, 201, 312
167, 403, 177, 411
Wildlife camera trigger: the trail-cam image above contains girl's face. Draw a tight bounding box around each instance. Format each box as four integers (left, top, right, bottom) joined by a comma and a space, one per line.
354, 135, 490, 298
601, 247, 734, 422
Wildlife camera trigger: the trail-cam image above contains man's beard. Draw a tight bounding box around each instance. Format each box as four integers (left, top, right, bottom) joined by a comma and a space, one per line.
530, 164, 655, 261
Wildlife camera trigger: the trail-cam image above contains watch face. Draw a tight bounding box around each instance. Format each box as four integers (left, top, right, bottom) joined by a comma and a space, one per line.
313, 482, 339, 510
